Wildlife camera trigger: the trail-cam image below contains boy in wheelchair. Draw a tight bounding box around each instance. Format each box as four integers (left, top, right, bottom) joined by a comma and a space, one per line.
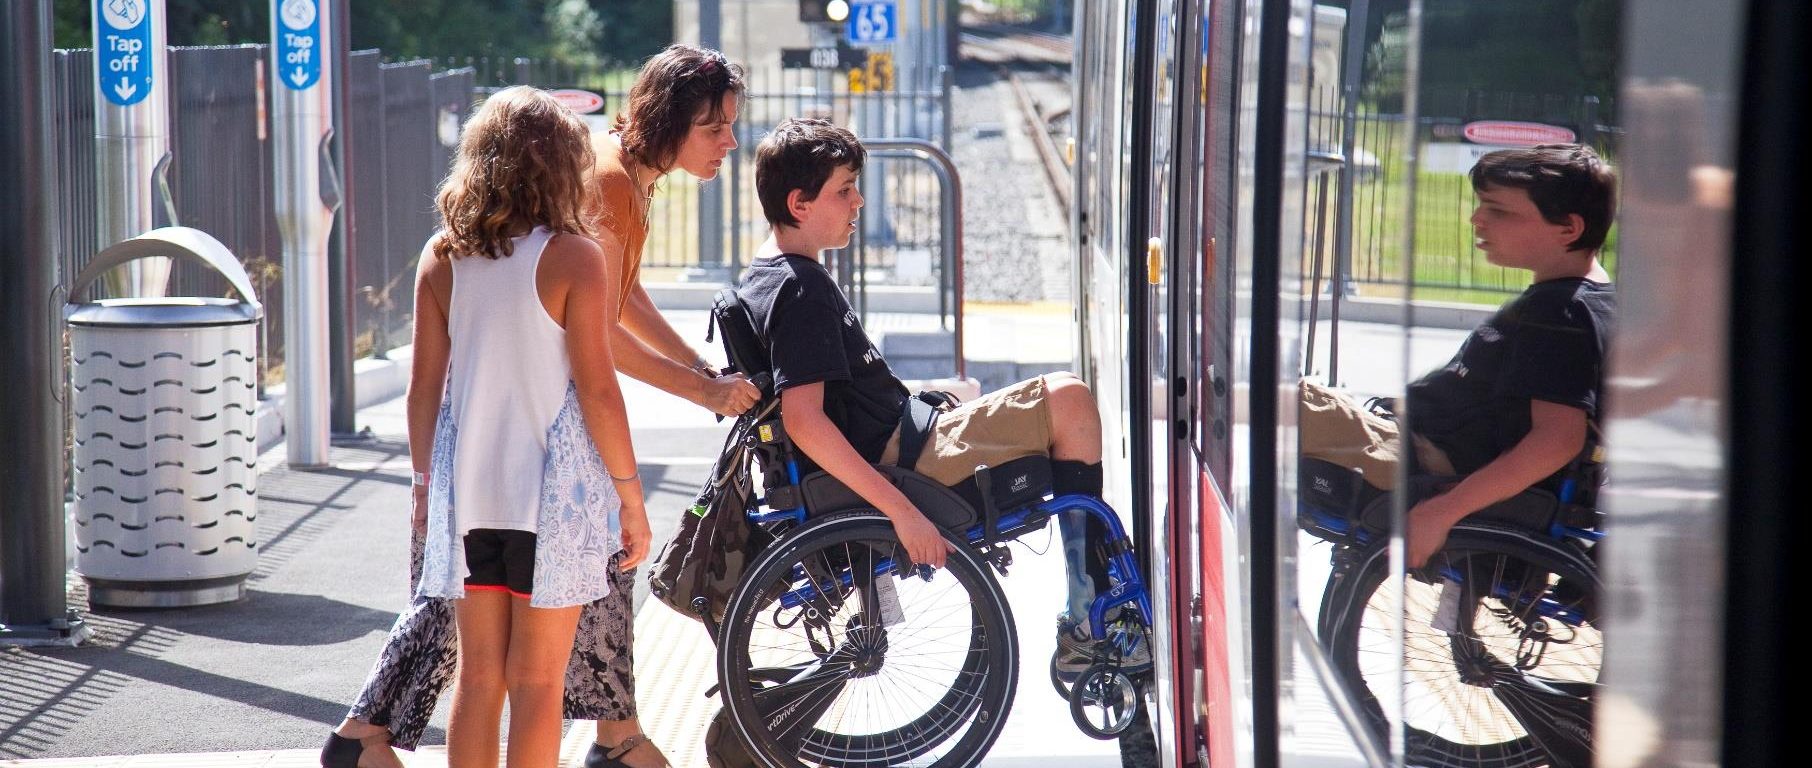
1301, 144, 1616, 567
736, 117, 1147, 679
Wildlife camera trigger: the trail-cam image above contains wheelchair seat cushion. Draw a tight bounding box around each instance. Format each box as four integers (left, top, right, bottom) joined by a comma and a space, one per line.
799, 466, 981, 531
1358, 475, 1565, 535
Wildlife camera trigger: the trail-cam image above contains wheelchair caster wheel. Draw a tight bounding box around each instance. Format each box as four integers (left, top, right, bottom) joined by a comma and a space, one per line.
1050, 653, 1075, 700
1068, 663, 1140, 739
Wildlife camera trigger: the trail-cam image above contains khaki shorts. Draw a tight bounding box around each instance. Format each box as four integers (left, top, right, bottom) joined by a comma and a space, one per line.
881, 376, 1055, 487
1298, 379, 1454, 490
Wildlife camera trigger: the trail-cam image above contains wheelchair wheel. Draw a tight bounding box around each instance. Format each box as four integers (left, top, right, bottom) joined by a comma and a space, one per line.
716, 511, 1018, 768
1322, 526, 1601, 768
1068, 663, 1140, 740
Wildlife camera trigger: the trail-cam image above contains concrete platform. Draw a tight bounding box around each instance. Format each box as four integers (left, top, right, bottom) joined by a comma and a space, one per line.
0, 305, 1112, 768
3, 295, 1475, 766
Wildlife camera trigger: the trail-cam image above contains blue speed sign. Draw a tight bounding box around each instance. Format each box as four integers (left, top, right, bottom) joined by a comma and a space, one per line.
847, 1, 897, 45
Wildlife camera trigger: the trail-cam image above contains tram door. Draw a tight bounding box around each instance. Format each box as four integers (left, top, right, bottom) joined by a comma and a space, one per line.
1074, 3, 1165, 757
1135, 0, 1187, 765
1171, 1, 1243, 766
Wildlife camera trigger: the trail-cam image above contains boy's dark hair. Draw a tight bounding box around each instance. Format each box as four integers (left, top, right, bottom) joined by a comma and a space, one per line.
755, 118, 866, 227
1470, 144, 1618, 252
616, 44, 745, 172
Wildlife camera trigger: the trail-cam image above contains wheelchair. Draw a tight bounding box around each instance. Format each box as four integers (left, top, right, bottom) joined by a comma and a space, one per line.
703, 290, 1154, 767
1297, 430, 1606, 768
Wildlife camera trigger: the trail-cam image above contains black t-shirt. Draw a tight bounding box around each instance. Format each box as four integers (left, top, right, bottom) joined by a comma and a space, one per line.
739, 254, 908, 468
1406, 277, 1616, 476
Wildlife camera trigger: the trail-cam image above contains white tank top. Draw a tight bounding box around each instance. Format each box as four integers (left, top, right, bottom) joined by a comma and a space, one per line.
446, 227, 570, 534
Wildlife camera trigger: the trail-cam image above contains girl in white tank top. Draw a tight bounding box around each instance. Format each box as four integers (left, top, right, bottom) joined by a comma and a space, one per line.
402, 86, 648, 767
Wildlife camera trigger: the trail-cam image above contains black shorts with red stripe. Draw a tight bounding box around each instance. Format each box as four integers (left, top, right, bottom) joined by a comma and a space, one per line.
463, 528, 536, 598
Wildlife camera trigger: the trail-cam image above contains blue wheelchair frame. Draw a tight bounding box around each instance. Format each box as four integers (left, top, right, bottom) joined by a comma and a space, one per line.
1299, 458, 1604, 636
753, 453, 1155, 654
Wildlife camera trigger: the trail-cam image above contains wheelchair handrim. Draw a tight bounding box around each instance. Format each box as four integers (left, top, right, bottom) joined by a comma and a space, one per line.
717, 511, 1020, 768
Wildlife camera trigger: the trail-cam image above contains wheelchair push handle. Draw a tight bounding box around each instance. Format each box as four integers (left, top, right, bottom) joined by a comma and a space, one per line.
711, 371, 776, 424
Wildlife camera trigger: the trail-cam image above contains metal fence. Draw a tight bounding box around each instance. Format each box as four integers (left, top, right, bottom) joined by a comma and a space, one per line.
49, 47, 957, 389
474, 58, 957, 287
345, 55, 474, 362
1304, 87, 1622, 298
49, 45, 470, 389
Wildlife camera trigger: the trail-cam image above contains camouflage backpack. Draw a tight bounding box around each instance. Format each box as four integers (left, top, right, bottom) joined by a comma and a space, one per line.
647, 404, 768, 632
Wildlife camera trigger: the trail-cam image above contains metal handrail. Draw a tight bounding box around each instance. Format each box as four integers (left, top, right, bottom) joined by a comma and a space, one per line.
862, 138, 966, 382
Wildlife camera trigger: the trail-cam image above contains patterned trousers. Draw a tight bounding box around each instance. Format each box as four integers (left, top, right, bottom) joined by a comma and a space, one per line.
345, 529, 637, 750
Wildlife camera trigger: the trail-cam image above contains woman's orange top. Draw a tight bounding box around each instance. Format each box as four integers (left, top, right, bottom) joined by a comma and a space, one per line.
584, 132, 650, 320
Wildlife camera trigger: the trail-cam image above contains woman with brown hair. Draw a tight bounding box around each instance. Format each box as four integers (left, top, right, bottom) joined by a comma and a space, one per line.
321, 46, 754, 768
584, 45, 758, 420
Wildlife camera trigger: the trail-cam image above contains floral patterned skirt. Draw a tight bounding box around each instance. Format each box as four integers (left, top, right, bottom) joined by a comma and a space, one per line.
418, 384, 623, 608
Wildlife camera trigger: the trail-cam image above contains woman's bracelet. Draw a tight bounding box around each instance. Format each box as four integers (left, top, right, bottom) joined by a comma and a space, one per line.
609, 471, 640, 485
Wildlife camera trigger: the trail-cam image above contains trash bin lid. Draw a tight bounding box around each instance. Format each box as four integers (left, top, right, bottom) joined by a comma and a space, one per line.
67, 297, 260, 328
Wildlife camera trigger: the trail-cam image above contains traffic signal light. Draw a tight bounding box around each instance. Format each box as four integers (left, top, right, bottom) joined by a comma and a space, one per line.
799, 0, 851, 23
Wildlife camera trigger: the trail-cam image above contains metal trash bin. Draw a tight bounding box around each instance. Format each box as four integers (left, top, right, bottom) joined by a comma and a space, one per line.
66, 227, 263, 608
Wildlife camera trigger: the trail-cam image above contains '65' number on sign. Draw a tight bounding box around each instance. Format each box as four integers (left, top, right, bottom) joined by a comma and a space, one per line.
855, 5, 890, 41
848, 2, 896, 44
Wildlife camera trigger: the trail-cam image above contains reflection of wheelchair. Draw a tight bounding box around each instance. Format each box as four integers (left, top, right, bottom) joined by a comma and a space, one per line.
1298, 429, 1605, 768
704, 291, 1155, 767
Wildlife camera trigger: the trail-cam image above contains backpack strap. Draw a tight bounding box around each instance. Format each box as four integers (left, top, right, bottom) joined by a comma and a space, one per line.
896, 396, 940, 472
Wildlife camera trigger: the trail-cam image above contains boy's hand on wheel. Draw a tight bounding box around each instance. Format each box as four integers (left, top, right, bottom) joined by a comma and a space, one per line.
887, 507, 953, 570
1406, 496, 1461, 569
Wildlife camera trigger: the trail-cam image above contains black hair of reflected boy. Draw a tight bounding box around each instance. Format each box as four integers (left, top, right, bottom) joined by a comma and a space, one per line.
755, 118, 866, 227
1470, 143, 1618, 252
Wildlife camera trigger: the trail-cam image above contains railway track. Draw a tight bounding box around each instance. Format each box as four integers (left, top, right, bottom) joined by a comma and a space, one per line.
1001, 66, 1073, 213
961, 23, 1074, 64
961, 25, 1075, 216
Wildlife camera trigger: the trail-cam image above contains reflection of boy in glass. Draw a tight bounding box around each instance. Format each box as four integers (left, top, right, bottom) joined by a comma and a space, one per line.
1404, 144, 1617, 566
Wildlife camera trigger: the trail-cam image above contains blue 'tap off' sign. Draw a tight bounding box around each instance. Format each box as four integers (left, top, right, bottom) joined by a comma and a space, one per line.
275, 0, 322, 90
847, 1, 898, 45
96, 0, 153, 106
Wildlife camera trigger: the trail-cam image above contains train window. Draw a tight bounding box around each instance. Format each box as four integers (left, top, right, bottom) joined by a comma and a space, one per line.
1288, 2, 1626, 766
1285, 1, 1443, 764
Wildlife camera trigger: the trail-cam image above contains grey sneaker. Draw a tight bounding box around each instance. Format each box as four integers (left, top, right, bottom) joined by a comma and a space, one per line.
1053, 613, 1152, 684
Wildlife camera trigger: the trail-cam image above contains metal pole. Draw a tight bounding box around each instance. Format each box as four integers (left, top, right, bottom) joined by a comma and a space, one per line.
93, 0, 173, 298
1390, 2, 1427, 764
939, 65, 954, 151
1, 0, 87, 647
867, 139, 963, 380
326, 0, 361, 439
689, 0, 727, 284
1333, 0, 1369, 301
273, 0, 340, 468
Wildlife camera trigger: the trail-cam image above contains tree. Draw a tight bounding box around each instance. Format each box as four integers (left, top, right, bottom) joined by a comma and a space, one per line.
1338, 0, 1623, 119
50, 0, 673, 72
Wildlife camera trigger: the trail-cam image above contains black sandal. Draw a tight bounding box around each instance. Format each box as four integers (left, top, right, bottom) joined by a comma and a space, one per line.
319, 730, 398, 768
586, 734, 667, 768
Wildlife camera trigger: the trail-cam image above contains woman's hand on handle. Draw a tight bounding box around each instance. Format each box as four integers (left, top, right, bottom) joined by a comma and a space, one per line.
699, 371, 762, 416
